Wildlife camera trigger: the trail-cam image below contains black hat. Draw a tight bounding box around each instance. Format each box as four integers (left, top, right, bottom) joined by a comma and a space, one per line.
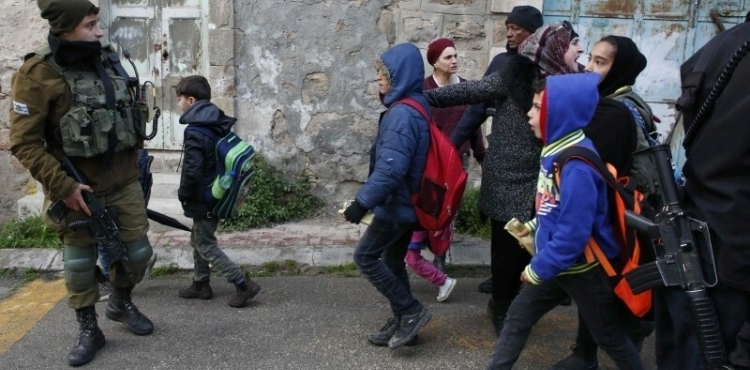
506, 6, 544, 33
38, 0, 97, 35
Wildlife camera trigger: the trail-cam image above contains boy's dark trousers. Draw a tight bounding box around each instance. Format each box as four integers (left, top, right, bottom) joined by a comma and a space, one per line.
353, 218, 423, 317
488, 265, 645, 370
191, 217, 244, 283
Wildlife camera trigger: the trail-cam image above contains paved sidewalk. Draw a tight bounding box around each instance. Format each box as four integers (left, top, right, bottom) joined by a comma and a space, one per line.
0, 218, 491, 271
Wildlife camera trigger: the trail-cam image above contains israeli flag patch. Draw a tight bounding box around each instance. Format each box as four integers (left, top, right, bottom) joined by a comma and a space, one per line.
13, 100, 30, 116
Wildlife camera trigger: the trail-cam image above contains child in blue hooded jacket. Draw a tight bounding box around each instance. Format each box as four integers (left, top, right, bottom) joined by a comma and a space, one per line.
343, 43, 432, 350
487, 73, 645, 370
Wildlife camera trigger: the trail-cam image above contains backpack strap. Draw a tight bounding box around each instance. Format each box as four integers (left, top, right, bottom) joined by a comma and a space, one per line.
186, 125, 219, 142
395, 97, 431, 123
553, 146, 631, 277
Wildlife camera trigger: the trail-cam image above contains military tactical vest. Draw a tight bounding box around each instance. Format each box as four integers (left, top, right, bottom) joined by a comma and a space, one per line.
25, 45, 147, 158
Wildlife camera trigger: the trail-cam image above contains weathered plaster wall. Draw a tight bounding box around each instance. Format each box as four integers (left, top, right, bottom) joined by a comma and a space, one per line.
234, 0, 508, 205
0, 0, 66, 223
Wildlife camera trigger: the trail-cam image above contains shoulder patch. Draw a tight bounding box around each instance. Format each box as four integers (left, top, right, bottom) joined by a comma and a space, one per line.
13, 100, 30, 116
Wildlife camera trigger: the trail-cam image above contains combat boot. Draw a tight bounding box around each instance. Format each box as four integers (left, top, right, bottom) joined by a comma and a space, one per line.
105, 286, 154, 335
68, 306, 106, 367
228, 276, 261, 308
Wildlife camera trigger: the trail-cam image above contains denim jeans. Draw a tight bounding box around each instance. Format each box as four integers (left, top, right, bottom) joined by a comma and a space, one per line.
353, 217, 421, 317
191, 218, 243, 283
488, 265, 644, 370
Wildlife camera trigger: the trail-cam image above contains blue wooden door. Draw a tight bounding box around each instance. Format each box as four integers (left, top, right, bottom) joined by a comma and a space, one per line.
543, 0, 747, 135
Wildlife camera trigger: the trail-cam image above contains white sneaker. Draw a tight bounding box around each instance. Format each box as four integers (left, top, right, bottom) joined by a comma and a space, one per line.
139, 252, 158, 284
437, 277, 456, 302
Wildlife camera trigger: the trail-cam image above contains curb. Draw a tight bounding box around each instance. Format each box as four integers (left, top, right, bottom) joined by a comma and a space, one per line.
0, 222, 492, 272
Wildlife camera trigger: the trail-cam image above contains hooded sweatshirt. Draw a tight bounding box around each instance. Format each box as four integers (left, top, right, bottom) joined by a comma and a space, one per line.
178, 100, 236, 218
523, 73, 621, 284
355, 43, 430, 225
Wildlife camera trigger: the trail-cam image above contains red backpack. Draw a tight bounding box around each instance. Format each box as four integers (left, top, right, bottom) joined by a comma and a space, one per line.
396, 98, 468, 231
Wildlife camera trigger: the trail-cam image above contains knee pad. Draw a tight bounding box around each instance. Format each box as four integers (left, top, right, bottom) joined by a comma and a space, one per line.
64, 246, 96, 292
125, 236, 153, 266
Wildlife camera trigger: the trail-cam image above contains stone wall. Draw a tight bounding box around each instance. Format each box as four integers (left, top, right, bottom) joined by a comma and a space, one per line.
0, 0, 523, 222
0, 0, 68, 223
234, 0, 522, 206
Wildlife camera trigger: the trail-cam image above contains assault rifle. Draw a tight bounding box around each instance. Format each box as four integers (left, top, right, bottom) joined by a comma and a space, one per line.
623, 144, 725, 367
52, 157, 133, 277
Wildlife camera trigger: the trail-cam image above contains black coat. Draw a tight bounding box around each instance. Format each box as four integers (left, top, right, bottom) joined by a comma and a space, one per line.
679, 22, 750, 292
177, 101, 236, 219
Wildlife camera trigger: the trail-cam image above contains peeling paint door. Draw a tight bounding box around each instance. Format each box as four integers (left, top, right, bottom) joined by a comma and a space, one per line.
543, 0, 747, 135
106, 0, 209, 150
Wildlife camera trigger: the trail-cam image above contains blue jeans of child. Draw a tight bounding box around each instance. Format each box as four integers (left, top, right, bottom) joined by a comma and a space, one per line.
353, 217, 422, 317
488, 265, 644, 370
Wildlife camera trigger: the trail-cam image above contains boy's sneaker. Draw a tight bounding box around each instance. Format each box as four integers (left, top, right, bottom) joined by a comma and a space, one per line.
139, 253, 158, 284
179, 280, 214, 300
366, 317, 418, 347
437, 277, 456, 302
228, 277, 261, 308
98, 280, 113, 302
388, 307, 431, 349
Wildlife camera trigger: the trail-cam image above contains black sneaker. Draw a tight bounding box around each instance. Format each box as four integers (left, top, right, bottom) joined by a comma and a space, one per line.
478, 277, 493, 294
388, 307, 431, 349
366, 317, 418, 346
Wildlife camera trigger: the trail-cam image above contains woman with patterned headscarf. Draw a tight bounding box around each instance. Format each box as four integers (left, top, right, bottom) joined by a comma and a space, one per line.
423, 23, 575, 337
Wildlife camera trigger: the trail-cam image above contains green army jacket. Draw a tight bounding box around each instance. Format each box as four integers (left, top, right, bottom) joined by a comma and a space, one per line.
9, 51, 140, 200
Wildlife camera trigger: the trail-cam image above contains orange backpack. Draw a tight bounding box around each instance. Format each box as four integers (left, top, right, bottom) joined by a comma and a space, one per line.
554, 146, 655, 318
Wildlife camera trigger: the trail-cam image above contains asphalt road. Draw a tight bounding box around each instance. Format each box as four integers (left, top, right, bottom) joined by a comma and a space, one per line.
0, 274, 656, 369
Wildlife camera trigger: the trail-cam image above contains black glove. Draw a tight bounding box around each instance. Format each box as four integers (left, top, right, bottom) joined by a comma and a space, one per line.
344, 200, 367, 224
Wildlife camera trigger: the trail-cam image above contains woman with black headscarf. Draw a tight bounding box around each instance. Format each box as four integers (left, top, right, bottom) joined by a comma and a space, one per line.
552, 35, 656, 370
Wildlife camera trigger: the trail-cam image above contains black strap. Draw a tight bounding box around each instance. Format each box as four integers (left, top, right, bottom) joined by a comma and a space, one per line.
555, 146, 619, 189
94, 60, 118, 168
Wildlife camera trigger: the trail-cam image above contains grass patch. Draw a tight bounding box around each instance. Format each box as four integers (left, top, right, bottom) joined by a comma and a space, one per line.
455, 187, 492, 240
0, 216, 62, 249
0, 268, 13, 277
219, 154, 325, 232
23, 269, 40, 282
323, 262, 360, 277
149, 264, 179, 277
246, 259, 302, 277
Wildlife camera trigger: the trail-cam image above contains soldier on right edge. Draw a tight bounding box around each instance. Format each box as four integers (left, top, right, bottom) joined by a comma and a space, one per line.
10, 0, 155, 366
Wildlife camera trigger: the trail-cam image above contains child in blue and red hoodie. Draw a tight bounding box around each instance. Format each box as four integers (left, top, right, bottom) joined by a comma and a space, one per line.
487, 73, 645, 370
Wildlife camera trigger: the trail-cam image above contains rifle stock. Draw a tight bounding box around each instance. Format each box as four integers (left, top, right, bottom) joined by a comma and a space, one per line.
60, 157, 133, 277
623, 144, 724, 367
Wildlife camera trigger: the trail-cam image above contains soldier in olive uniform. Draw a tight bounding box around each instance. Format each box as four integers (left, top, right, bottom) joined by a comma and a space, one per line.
10, 0, 155, 366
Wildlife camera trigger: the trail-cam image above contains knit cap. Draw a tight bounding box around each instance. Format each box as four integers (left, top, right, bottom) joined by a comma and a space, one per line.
38, 0, 97, 35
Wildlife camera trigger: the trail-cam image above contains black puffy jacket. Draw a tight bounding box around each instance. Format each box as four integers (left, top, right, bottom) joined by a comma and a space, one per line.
177, 100, 236, 219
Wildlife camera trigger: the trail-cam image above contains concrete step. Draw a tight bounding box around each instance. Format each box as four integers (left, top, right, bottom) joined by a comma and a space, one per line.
148, 173, 181, 199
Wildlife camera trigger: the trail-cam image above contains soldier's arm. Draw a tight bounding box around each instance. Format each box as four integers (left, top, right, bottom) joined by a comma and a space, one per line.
9, 71, 78, 201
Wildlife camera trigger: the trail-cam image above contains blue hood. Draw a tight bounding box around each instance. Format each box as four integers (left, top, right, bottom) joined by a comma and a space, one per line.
543, 73, 600, 144
381, 43, 425, 106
